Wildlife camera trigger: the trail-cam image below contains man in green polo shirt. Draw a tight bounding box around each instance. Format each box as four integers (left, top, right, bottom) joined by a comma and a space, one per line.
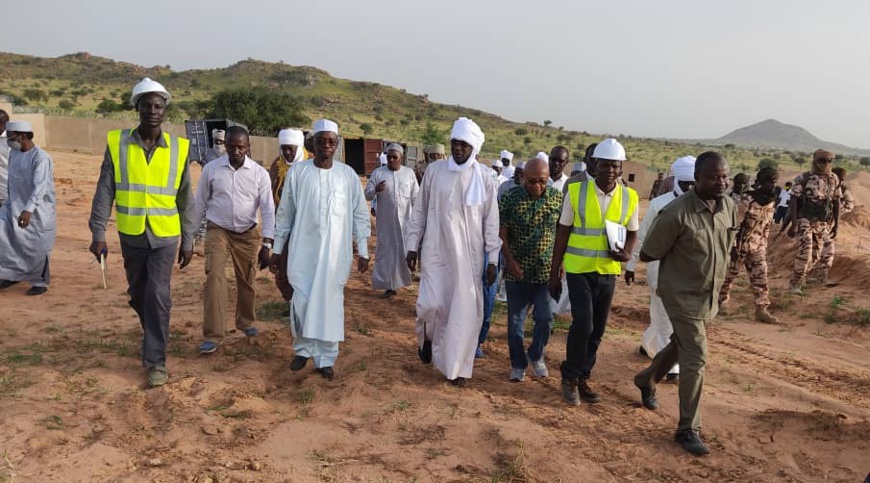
633, 151, 737, 456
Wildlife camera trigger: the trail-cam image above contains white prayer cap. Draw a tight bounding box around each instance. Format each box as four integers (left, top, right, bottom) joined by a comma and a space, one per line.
516, 161, 526, 170
450, 117, 485, 154
379, 153, 388, 166
312, 119, 339, 135
672, 156, 697, 182
491, 158, 504, 168
500, 150, 514, 161
5, 120, 32, 132
212, 129, 225, 140
535, 151, 548, 161
386, 142, 404, 155
278, 128, 304, 146
130, 77, 171, 106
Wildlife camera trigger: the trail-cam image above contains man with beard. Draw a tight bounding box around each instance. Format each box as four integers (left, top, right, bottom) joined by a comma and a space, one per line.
268, 128, 306, 303
365, 143, 419, 298
549, 139, 638, 405
88, 78, 195, 387
787, 149, 841, 294
718, 167, 780, 324
270, 119, 371, 379
0, 121, 57, 296
405, 117, 500, 387
634, 152, 737, 455
194, 126, 275, 354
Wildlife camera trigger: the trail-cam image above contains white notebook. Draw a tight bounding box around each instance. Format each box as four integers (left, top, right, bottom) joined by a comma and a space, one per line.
605, 220, 626, 252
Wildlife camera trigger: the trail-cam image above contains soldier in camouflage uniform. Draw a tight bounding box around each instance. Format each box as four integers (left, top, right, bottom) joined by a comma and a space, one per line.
727, 173, 749, 204
787, 149, 841, 294
414, 144, 446, 184
811, 166, 854, 282
718, 167, 779, 323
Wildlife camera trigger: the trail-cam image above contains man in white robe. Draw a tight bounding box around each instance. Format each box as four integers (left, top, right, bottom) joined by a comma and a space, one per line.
500, 150, 515, 181
405, 117, 501, 386
0, 110, 10, 208
365, 143, 419, 298
0, 121, 57, 296
625, 156, 696, 379
270, 119, 371, 380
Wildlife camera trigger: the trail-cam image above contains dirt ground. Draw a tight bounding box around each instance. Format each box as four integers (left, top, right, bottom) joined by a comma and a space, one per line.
1, 151, 869, 483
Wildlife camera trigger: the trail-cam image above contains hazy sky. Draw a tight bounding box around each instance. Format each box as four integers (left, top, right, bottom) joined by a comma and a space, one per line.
13, 0, 870, 147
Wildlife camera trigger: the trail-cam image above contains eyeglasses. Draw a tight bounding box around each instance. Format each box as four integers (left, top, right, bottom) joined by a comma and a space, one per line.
525, 178, 549, 185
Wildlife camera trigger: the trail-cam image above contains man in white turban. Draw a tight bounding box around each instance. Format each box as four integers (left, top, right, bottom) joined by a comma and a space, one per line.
203, 129, 226, 164
269, 128, 306, 303
365, 143, 419, 298
270, 119, 371, 380
405, 117, 501, 386
500, 150, 515, 180
624, 155, 696, 380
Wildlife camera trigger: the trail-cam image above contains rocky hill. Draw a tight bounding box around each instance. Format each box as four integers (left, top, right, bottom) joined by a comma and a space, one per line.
713, 118, 867, 155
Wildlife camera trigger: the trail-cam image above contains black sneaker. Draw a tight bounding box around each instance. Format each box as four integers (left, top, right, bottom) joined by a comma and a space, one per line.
675, 430, 710, 455
290, 356, 309, 371
316, 366, 334, 380
665, 373, 679, 382
25, 286, 48, 296
448, 377, 467, 387
578, 380, 601, 403
635, 379, 659, 410
561, 378, 580, 406
0, 280, 19, 290
418, 340, 432, 364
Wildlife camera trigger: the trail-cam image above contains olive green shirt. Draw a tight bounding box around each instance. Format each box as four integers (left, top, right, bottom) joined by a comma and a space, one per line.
641, 189, 737, 320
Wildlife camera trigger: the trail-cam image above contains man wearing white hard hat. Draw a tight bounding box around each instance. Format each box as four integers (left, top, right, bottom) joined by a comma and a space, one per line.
270, 119, 371, 380
268, 128, 306, 303
405, 117, 501, 387
0, 120, 57, 296
625, 156, 697, 381
0, 110, 10, 208
549, 138, 639, 406
88, 77, 196, 387
203, 129, 226, 165
365, 143, 419, 298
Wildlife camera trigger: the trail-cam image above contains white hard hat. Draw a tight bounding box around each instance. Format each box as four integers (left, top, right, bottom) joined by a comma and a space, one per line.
592, 138, 626, 161
130, 77, 171, 107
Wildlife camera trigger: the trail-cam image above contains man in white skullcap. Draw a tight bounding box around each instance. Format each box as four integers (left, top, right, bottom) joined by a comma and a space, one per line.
270, 119, 371, 380
267, 128, 306, 302
365, 143, 419, 298
405, 117, 501, 387
203, 129, 226, 164
491, 157, 507, 185
625, 155, 697, 380
0, 120, 57, 296
88, 78, 196, 387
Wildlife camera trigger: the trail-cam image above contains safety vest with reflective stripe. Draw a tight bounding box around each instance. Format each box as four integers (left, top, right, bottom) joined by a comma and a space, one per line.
108, 129, 189, 237
564, 181, 638, 274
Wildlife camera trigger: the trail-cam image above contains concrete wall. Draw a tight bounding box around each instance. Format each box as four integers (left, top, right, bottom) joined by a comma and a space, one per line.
9, 113, 47, 147
621, 160, 660, 199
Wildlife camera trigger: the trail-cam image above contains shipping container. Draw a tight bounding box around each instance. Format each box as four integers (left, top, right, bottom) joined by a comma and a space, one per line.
184, 119, 247, 163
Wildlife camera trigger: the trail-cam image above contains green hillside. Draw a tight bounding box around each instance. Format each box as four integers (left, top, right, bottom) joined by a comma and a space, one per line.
0, 51, 859, 173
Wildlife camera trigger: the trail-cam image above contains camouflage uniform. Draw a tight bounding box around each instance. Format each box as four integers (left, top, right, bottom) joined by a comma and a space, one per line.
790, 172, 841, 286
814, 182, 854, 275
719, 193, 775, 307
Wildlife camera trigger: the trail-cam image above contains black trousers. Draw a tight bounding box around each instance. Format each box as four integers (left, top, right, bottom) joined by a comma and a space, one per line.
561, 272, 616, 380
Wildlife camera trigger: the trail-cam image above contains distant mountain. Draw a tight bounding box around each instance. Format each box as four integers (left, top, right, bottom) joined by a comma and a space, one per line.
712, 119, 868, 155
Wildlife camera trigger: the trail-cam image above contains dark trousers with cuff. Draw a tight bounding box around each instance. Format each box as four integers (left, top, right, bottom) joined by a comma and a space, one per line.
561, 272, 616, 381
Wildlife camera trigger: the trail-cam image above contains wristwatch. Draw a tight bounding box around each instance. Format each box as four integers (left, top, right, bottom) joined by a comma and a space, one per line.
262, 242, 273, 250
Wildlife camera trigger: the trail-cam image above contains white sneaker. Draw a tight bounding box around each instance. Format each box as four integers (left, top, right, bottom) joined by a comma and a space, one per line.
531, 358, 549, 378
509, 367, 525, 382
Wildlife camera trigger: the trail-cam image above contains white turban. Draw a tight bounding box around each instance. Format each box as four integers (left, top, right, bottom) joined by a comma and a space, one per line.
491, 158, 504, 168
278, 128, 304, 146
449, 117, 487, 206
212, 129, 225, 140
672, 156, 697, 183
312, 119, 339, 135
500, 150, 514, 162
379, 153, 388, 166
535, 151, 548, 162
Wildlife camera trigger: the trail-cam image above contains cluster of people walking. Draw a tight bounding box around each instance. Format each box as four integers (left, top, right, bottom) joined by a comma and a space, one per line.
0, 77, 854, 456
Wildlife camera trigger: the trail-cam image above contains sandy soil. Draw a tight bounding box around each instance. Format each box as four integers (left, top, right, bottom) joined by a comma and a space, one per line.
1, 151, 869, 483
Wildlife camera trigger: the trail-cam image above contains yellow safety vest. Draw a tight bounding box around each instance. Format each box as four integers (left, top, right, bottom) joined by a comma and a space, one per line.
108, 129, 189, 237
564, 181, 638, 274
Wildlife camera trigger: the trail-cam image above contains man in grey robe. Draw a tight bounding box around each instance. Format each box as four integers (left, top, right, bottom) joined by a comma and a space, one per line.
0, 121, 57, 296
0, 110, 10, 208
366, 143, 419, 298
